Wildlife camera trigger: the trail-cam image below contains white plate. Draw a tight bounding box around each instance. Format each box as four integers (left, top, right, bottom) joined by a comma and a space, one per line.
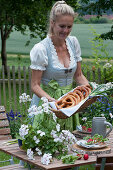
76, 140, 107, 149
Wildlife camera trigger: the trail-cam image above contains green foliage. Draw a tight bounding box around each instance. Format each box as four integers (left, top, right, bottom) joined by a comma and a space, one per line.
89, 25, 111, 67
19, 99, 76, 159
104, 67, 113, 82
79, 0, 113, 40
80, 95, 113, 126
74, 16, 112, 24
61, 154, 79, 164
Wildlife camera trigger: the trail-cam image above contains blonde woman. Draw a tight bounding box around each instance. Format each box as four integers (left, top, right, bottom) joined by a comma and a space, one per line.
30, 1, 89, 131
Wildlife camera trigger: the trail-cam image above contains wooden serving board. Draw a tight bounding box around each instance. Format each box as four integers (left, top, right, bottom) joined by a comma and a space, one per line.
72, 143, 111, 156
72, 130, 91, 139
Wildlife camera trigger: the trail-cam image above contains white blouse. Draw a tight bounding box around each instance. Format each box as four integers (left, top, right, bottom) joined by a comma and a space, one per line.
30, 35, 82, 70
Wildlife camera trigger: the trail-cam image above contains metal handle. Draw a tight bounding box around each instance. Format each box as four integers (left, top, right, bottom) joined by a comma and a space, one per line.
104, 121, 112, 137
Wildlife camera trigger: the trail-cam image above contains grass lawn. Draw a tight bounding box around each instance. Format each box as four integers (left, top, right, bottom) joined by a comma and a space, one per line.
0, 151, 19, 167
0, 24, 113, 58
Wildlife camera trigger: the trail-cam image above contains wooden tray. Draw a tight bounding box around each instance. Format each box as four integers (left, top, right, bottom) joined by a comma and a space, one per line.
51, 96, 99, 119
72, 143, 111, 156
72, 130, 91, 139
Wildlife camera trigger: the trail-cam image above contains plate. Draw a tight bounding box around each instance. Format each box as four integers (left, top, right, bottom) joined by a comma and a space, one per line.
76, 140, 107, 149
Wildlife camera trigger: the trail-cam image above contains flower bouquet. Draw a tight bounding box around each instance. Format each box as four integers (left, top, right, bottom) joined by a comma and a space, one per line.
17, 96, 77, 165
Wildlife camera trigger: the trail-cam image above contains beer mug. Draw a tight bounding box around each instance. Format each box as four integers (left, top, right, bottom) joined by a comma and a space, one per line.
91, 117, 112, 138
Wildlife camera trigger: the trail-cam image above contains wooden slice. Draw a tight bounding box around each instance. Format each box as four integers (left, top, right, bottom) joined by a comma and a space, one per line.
72, 143, 111, 156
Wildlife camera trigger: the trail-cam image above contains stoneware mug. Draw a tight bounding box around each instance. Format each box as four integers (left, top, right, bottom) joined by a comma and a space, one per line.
91, 117, 112, 138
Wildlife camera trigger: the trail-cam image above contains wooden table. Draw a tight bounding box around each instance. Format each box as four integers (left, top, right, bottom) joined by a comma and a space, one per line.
0, 130, 113, 170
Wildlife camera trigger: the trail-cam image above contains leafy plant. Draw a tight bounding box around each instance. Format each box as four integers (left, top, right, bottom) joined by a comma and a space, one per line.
89, 25, 111, 68
6, 110, 22, 138
61, 154, 79, 164
17, 97, 77, 164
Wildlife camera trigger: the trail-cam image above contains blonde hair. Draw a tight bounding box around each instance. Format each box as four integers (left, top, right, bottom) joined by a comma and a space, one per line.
48, 1, 75, 36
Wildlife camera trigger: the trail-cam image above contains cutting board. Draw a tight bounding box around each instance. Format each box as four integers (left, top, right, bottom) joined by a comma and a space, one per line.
72, 143, 111, 156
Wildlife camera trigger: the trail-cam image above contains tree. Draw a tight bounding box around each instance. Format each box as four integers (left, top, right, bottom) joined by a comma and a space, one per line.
0, 0, 52, 73
79, 0, 113, 40
0, 0, 78, 74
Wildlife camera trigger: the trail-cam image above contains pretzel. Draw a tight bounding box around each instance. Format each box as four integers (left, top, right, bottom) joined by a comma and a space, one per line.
68, 92, 80, 104
85, 84, 93, 90
55, 85, 93, 110
55, 95, 76, 109
62, 95, 76, 108
84, 86, 92, 95
73, 89, 84, 101
55, 99, 65, 109
75, 86, 89, 98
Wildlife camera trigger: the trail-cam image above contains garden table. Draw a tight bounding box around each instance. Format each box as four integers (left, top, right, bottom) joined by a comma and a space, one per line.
0, 130, 113, 170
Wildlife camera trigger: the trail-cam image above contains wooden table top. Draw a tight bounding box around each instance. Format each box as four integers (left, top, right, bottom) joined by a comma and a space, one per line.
0, 130, 113, 170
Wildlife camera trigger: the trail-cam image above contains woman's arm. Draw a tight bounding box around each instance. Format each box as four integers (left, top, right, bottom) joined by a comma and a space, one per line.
31, 69, 56, 102
74, 62, 89, 86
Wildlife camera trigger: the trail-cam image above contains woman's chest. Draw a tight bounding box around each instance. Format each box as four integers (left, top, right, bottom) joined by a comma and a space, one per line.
56, 47, 70, 68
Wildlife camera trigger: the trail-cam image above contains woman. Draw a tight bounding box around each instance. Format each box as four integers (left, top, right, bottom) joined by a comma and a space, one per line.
30, 1, 89, 131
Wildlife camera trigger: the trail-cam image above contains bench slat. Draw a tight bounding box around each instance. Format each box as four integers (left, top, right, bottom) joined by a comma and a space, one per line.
0, 135, 12, 140
0, 106, 5, 113
0, 128, 10, 135
0, 113, 7, 120
0, 120, 9, 127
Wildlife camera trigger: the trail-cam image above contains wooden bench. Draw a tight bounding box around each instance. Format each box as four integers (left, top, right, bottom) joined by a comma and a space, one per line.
0, 106, 25, 170
95, 153, 113, 170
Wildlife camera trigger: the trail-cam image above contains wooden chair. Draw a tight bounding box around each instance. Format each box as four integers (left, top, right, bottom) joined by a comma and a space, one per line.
95, 153, 113, 170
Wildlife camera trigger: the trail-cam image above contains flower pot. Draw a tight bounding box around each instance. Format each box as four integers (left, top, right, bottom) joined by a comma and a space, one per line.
18, 139, 22, 149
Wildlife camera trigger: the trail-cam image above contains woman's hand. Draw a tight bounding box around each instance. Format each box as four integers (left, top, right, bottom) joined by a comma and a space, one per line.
48, 97, 56, 102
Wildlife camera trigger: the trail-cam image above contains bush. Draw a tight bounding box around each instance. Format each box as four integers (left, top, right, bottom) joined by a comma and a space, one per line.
80, 95, 113, 125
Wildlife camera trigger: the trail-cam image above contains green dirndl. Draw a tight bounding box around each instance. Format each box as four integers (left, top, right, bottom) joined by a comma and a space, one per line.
33, 80, 80, 132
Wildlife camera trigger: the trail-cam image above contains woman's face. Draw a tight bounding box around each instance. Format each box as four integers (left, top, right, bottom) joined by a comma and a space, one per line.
51, 15, 74, 40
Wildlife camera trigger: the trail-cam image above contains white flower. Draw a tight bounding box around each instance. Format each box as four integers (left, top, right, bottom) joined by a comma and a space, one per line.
52, 113, 57, 122
54, 137, 62, 143
41, 97, 48, 103
43, 106, 49, 113
82, 117, 87, 121
51, 130, 57, 138
56, 124, 60, 132
19, 93, 31, 103
62, 130, 77, 144
35, 139, 40, 144
28, 105, 40, 116
19, 124, 29, 139
40, 132, 45, 137
101, 114, 105, 117
109, 113, 113, 118
41, 153, 52, 165
35, 148, 42, 155
37, 130, 42, 134
103, 63, 112, 68
27, 149, 34, 160
33, 136, 37, 141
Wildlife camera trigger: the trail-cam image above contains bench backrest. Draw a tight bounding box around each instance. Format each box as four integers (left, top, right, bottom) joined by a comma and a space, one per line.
0, 106, 12, 140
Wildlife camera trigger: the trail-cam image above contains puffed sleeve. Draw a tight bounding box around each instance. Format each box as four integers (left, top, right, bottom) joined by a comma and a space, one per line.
71, 36, 82, 62
30, 43, 48, 70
